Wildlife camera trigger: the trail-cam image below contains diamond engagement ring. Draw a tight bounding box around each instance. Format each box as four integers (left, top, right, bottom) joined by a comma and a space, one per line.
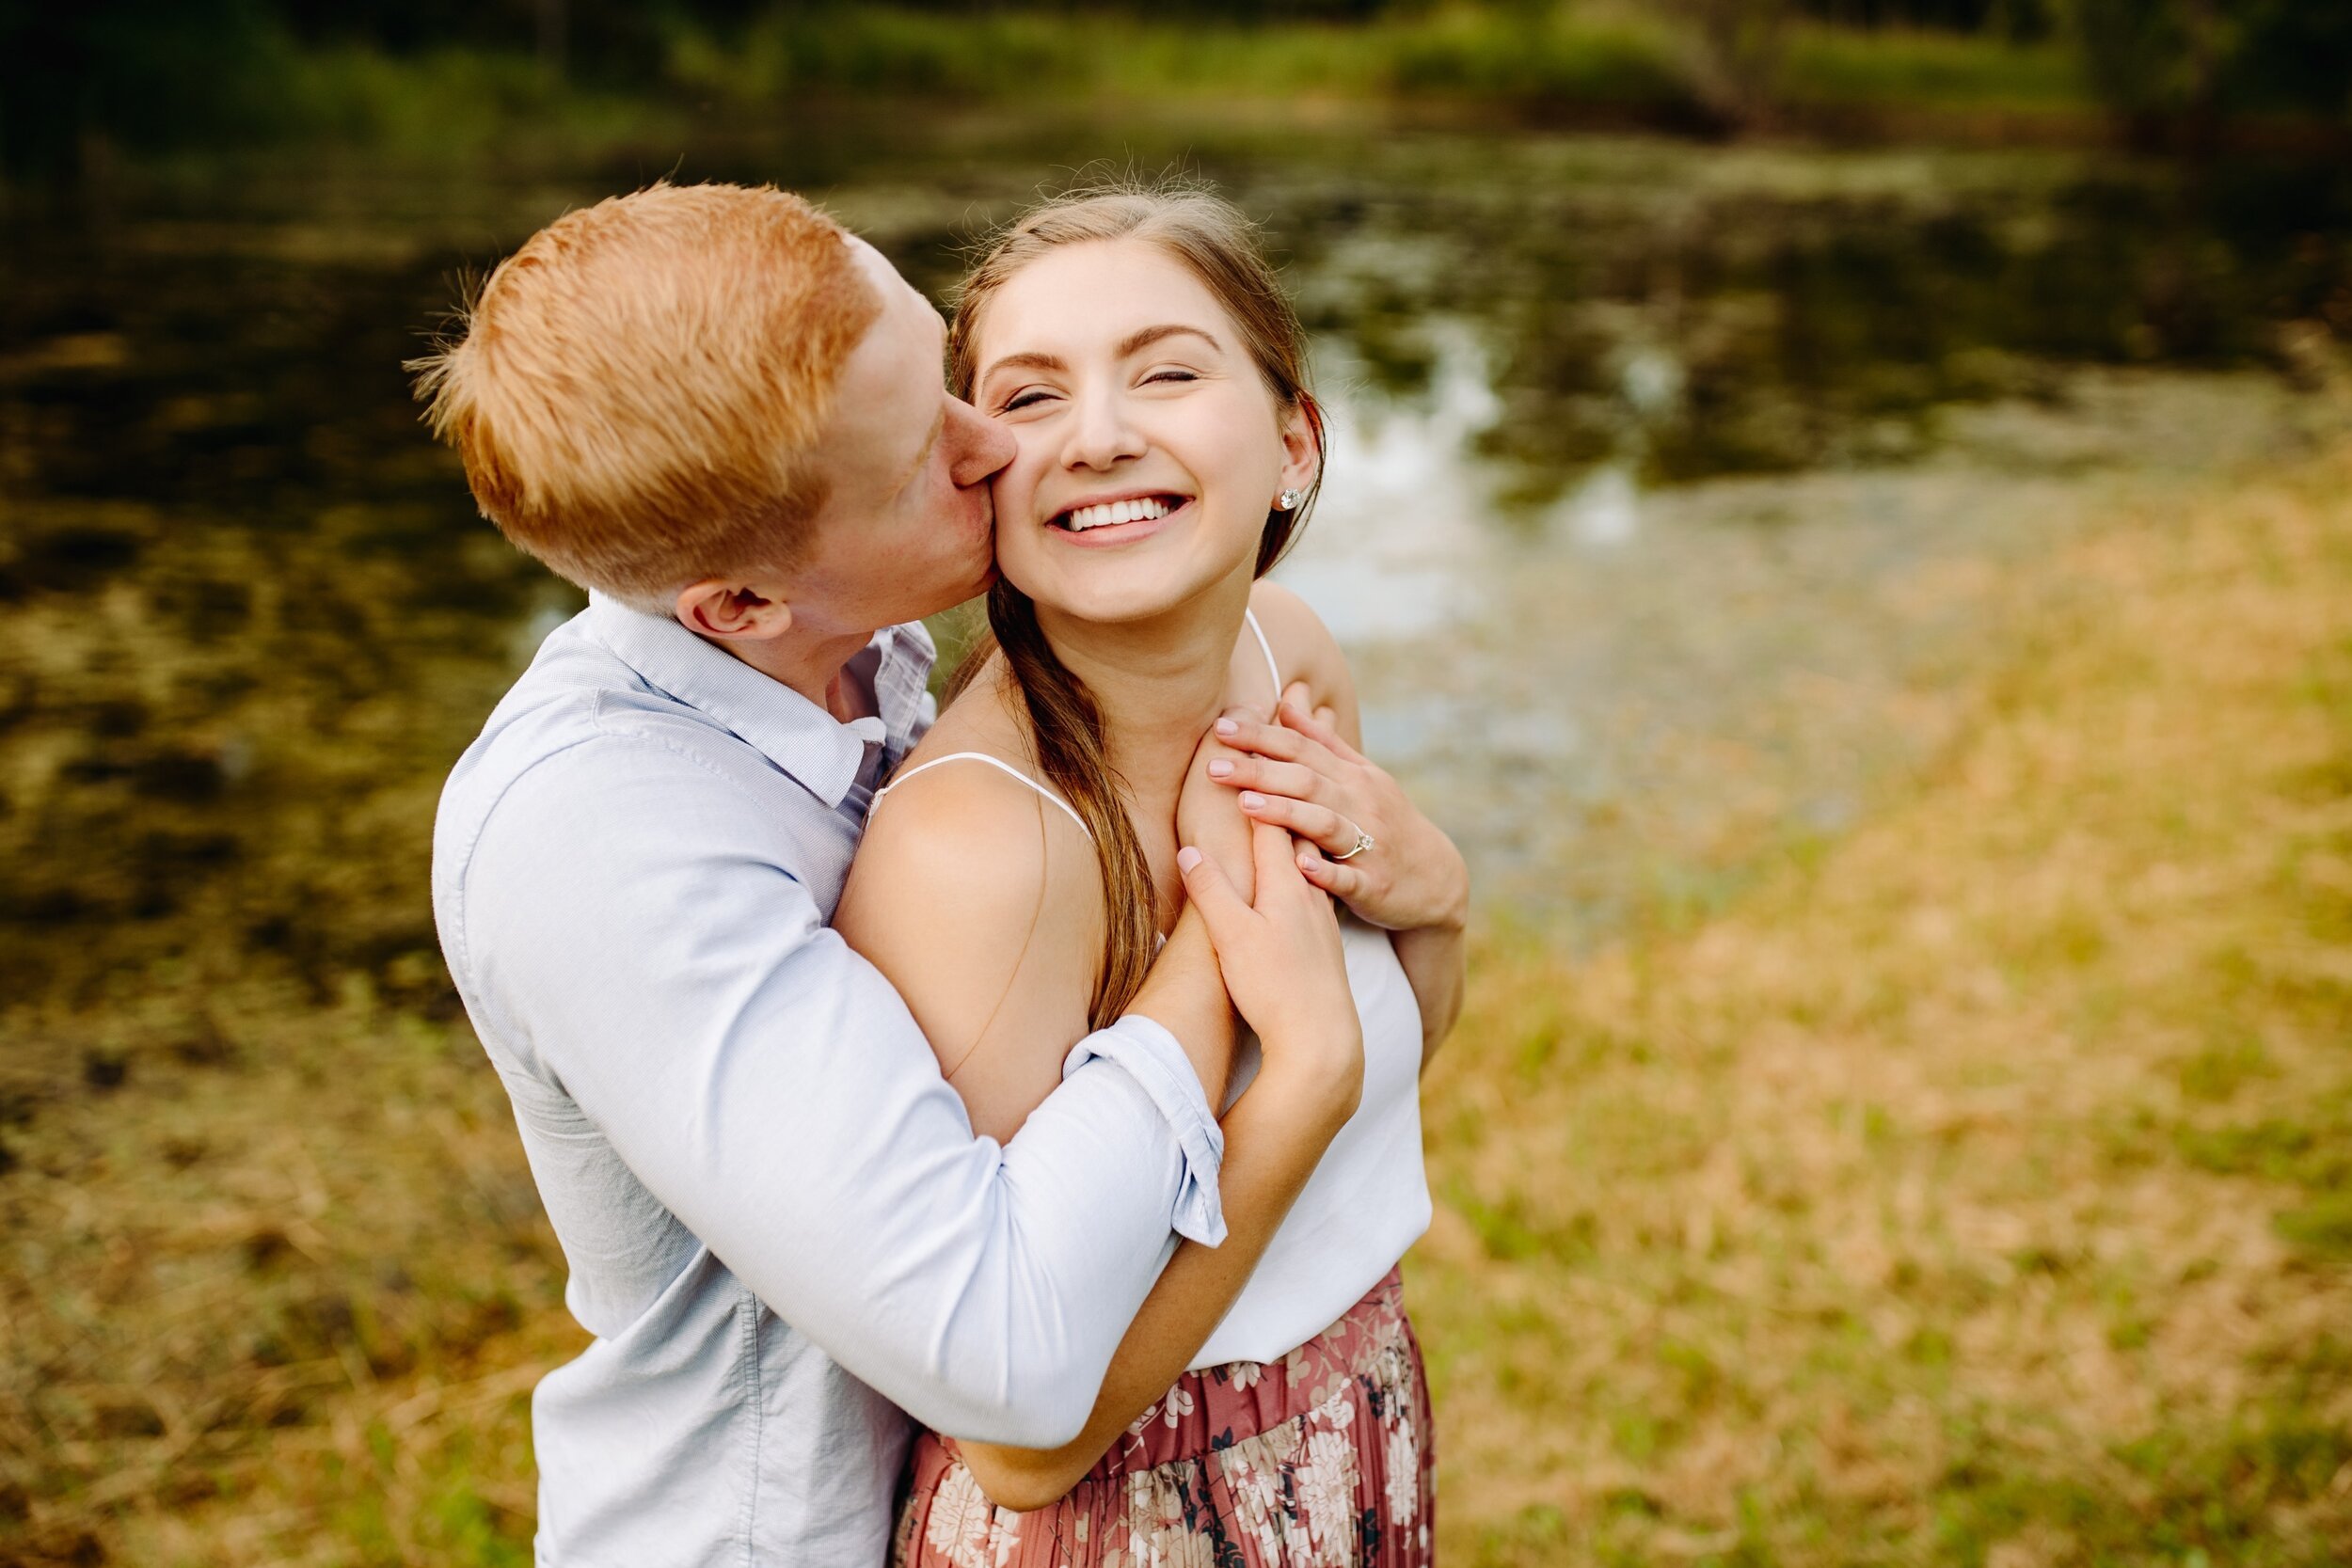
1332, 829, 1375, 862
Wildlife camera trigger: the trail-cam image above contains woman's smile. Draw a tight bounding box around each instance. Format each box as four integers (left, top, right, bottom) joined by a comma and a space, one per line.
1045, 490, 1195, 547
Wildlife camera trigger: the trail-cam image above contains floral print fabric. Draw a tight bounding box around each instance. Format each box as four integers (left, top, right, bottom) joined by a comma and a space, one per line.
894, 1268, 1434, 1568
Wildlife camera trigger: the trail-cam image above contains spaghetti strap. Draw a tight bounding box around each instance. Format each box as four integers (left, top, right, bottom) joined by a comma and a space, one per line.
1243, 607, 1283, 705
870, 752, 1092, 840
878, 613, 1278, 840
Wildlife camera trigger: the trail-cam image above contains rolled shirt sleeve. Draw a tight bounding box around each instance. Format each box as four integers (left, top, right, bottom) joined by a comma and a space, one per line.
450, 735, 1223, 1448
1063, 1018, 1226, 1247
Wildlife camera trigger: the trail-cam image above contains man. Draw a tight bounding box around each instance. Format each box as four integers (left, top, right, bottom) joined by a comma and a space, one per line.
415, 182, 1362, 1564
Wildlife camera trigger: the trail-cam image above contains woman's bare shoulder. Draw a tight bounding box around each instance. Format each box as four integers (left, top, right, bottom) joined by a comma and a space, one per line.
1247, 578, 1361, 745
835, 675, 1104, 1138
843, 722, 1091, 945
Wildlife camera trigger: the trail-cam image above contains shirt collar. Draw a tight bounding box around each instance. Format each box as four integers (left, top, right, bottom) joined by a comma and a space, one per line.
579, 593, 933, 810
866, 619, 938, 760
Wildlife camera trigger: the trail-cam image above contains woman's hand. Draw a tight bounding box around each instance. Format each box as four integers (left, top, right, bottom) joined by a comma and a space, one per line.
1177, 819, 1362, 1118
1205, 686, 1470, 937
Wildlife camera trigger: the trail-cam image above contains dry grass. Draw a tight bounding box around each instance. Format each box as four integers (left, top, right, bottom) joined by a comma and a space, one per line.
6, 441, 2352, 1563
1415, 444, 2352, 1563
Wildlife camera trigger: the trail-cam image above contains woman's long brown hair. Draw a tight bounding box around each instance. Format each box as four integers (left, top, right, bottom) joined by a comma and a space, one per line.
946, 183, 1326, 1030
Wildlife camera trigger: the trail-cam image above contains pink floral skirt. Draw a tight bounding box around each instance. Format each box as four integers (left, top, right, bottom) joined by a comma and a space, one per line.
894, 1268, 1434, 1568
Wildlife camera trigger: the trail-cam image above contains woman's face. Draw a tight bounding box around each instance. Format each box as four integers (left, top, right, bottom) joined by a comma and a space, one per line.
970, 238, 1315, 626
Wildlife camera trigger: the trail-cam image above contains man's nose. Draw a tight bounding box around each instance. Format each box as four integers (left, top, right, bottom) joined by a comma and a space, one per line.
947, 397, 1014, 487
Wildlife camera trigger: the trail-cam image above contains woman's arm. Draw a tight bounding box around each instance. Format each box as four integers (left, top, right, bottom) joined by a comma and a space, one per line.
954, 822, 1364, 1512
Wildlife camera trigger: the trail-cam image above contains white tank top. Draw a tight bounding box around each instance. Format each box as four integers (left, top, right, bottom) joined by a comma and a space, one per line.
871, 610, 1433, 1368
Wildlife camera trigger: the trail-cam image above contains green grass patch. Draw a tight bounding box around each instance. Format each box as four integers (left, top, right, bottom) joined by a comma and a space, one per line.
1780, 24, 2086, 115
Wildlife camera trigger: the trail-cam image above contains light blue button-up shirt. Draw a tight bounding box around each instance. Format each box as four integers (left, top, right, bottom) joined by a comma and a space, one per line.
432, 595, 1226, 1567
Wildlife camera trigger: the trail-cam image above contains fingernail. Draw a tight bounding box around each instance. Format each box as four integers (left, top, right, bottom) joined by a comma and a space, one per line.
1207, 759, 1233, 779
1297, 853, 1316, 872
1239, 791, 1264, 808
1214, 718, 1238, 737
1177, 847, 1202, 873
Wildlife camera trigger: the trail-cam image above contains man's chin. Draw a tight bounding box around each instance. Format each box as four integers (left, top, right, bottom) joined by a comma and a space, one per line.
913, 562, 995, 622
949, 561, 998, 606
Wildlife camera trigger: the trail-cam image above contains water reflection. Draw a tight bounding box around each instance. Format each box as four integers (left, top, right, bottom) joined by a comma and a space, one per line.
1553, 462, 1642, 546
1280, 320, 1500, 643
4, 121, 2349, 1010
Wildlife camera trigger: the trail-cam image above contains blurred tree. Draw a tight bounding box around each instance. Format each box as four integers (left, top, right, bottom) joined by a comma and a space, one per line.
1666, 0, 1794, 129
2062, 0, 2352, 138
1793, 0, 2055, 35
264, 0, 716, 83
0, 0, 291, 178
2063, 0, 2207, 123
2223, 0, 2352, 116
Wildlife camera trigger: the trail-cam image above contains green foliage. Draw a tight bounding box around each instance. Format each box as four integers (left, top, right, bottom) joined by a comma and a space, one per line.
2059, 0, 2352, 120
660, 4, 1706, 111
1382, 8, 1693, 109
9, 0, 2346, 180
1781, 19, 2084, 109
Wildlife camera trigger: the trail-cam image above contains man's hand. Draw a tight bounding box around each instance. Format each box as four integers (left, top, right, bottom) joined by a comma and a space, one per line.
1206, 683, 1469, 937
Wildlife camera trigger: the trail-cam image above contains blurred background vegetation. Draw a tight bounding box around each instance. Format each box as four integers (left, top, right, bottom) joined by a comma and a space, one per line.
5, 0, 2352, 182
3, 3, 2350, 1565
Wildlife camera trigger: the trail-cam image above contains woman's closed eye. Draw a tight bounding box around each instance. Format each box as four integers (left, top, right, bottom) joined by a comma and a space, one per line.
998, 368, 1196, 414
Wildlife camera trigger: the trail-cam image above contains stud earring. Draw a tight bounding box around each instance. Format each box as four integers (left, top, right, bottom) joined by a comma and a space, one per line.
1276, 488, 1302, 511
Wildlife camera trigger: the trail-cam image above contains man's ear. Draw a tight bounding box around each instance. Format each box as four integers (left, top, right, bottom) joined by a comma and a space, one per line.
675, 578, 795, 642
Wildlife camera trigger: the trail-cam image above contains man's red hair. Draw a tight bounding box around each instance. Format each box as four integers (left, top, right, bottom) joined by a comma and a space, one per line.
411, 182, 880, 610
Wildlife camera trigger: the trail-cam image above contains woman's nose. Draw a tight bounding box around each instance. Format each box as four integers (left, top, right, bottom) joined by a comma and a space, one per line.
1061, 388, 1144, 472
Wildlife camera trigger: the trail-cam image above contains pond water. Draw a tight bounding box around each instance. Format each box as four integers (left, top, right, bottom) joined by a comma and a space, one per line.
4, 109, 2349, 1012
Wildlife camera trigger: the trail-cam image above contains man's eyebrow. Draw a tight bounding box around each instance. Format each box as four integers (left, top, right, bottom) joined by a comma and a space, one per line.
1117, 324, 1222, 359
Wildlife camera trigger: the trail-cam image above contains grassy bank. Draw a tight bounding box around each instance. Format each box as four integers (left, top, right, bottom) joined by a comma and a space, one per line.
6, 438, 2352, 1563
1415, 442, 2352, 1562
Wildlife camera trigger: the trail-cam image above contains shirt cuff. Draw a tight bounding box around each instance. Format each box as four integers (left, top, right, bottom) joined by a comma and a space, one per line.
1061, 1015, 1228, 1247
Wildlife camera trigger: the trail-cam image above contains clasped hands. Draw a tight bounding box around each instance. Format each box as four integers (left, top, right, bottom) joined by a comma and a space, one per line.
1177, 682, 1469, 937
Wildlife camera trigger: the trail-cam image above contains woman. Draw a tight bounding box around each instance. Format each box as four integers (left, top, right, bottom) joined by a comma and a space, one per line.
835, 183, 1470, 1566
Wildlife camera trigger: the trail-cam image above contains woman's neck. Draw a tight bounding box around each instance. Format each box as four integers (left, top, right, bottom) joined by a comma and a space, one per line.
1031, 571, 1253, 822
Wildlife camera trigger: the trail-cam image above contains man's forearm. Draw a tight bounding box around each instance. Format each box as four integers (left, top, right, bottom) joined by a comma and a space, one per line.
953, 1057, 1352, 1512
1392, 920, 1467, 1069
467, 751, 1241, 1449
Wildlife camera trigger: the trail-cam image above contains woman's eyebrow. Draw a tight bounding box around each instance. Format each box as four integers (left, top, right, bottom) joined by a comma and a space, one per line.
977, 349, 1067, 386
978, 325, 1224, 388
1119, 324, 1221, 357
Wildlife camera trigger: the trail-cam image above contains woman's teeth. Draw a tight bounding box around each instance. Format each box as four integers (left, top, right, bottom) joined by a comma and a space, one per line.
1060, 496, 1175, 532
